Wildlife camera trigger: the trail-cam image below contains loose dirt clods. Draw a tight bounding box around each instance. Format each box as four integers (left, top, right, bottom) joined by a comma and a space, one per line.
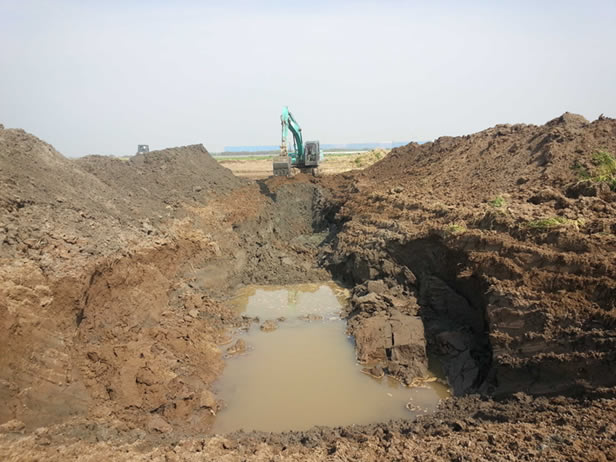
1, 113, 616, 460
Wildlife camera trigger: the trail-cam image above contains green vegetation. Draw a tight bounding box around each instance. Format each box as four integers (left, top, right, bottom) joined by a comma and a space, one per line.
488, 195, 506, 208
354, 157, 363, 167
526, 216, 568, 229
572, 150, 616, 191
446, 223, 467, 235
525, 216, 585, 230
592, 150, 616, 190
216, 155, 275, 161
324, 151, 370, 156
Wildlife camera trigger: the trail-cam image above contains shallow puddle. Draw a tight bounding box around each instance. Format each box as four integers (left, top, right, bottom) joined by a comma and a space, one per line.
212, 282, 449, 433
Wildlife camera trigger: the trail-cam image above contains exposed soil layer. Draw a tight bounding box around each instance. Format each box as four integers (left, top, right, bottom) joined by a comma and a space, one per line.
2, 114, 616, 460
320, 113, 616, 400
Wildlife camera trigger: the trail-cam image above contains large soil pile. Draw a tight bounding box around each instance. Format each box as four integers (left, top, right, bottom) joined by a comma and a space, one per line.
77, 145, 243, 220
0, 127, 245, 266
365, 112, 616, 201
0, 126, 134, 263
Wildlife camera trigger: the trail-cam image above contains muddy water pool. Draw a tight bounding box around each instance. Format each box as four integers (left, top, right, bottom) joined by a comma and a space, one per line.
212, 282, 449, 433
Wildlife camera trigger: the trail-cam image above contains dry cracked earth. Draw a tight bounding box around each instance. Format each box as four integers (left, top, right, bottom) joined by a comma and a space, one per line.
1, 113, 615, 461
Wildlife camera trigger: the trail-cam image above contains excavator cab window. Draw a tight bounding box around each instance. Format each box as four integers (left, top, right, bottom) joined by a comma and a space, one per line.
305, 141, 319, 166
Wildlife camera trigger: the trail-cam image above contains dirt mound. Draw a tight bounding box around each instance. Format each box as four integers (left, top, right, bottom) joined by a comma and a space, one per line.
0, 127, 129, 216
77, 145, 244, 219
363, 113, 616, 202
1, 128, 246, 266
0, 126, 140, 266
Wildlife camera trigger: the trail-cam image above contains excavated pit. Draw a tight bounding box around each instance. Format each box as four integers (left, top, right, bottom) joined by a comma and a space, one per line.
194, 181, 460, 433
196, 180, 492, 429
0, 161, 555, 434
212, 282, 449, 433
3, 115, 616, 460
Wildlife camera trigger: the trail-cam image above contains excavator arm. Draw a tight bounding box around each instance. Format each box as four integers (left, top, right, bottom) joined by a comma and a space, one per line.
281, 106, 304, 163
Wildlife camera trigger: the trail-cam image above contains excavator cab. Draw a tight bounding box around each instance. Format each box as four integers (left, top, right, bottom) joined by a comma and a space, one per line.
304, 141, 320, 167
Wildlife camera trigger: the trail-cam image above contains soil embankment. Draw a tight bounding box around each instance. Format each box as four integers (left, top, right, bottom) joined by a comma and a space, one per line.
0, 126, 328, 437
1, 114, 616, 461
322, 112, 616, 399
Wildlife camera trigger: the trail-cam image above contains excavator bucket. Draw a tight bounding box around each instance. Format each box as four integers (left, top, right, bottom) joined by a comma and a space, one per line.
273, 155, 291, 177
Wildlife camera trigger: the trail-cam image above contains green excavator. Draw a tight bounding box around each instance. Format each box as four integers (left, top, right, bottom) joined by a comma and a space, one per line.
273, 106, 320, 177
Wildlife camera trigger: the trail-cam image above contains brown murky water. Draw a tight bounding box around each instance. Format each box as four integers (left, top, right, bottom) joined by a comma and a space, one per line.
213, 282, 449, 433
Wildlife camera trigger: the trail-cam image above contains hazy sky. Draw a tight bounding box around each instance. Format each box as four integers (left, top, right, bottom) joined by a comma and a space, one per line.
1, 0, 615, 156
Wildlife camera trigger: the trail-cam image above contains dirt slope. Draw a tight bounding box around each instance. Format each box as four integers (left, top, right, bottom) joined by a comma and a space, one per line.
1, 127, 245, 266
0, 127, 251, 434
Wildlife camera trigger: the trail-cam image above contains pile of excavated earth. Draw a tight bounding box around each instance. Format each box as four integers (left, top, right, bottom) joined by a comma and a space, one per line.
1, 113, 615, 461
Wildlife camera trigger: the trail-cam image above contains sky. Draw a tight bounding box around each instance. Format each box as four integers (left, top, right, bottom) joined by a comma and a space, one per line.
1, 0, 615, 157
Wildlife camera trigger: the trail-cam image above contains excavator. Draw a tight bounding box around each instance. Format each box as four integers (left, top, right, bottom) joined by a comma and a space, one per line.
273, 106, 320, 177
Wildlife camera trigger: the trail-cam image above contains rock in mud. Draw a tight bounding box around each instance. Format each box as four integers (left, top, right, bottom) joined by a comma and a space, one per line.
362, 365, 385, 378
146, 415, 173, 434
353, 313, 428, 381
0, 419, 25, 434
260, 320, 279, 332
389, 313, 429, 379
299, 314, 323, 322
352, 292, 389, 314
354, 315, 390, 362
226, 339, 247, 357
199, 389, 218, 410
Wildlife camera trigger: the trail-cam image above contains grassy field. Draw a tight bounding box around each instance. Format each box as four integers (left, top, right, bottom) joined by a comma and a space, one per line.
213, 155, 276, 161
